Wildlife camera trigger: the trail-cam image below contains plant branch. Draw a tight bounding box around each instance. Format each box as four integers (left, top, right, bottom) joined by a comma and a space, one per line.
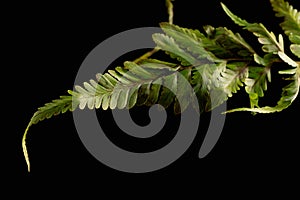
133, 0, 175, 64
166, 0, 174, 24
133, 47, 160, 64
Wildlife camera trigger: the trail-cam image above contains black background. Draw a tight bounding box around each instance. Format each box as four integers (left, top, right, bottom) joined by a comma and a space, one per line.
5, 0, 300, 196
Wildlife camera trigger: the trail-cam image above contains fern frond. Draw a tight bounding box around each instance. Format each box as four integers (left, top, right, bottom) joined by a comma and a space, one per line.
221, 3, 284, 54
155, 22, 268, 111
203, 25, 256, 59
245, 65, 271, 108
225, 64, 300, 113
222, 2, 298, 69
218, 62, 249, 98
159, 22, 203, 44
23, 60, 200, 171
157, 23, 257, 63
152, 33, 198, 66
158, 22, 221, 62
22, 95, 75, 172
224, 76, 299, 113
173, 68, 194, 114
71, 61, 183, 111
270, 0, 300, 43
191, 62, 229, 111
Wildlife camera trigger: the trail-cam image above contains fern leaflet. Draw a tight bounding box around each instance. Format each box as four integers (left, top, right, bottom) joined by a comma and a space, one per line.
270, 0, 300, 43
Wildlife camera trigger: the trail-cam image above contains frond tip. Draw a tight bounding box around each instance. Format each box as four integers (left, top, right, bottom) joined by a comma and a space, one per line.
22, 124, 31, 172
22, 95, 74, 172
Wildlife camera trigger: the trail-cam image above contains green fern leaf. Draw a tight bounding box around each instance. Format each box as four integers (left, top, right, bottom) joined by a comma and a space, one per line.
218, 62, 249, 98
290, 44, 300, 58
174, 68, 193, 114
152, 33, 197, 66
289, 34, 300, 44
203, 25, 256, 59
221, 2, 298, 78
153, 23, 254, 111
159, 22, 221, 63
278, 51, 298, 66
191, 62, 228, 112
225, 76, 299, 113
221, 3, 284, 54
225, 64, 300, 113
73, 61, 179, 110
22, 95, 75, 172
270, 0, 300, 43
22, 61, 198, 171
158, 23, 256, 62
72, 60, 197, 114
245, 65, 271, 108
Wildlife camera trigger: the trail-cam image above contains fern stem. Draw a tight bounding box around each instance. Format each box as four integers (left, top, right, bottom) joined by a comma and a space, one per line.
22, 122, 32, 172
166, 0, 174, 24
134, 1, 174, 64
224, 58, 252, 62
133, 47, 160, 64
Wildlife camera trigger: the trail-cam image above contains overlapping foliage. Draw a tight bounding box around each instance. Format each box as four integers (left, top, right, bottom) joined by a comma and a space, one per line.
22, 0, 300, 172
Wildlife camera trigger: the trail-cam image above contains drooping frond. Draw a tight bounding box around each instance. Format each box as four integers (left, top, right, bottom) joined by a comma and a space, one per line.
224, 74, 299, 113
221, 2, 299, 111
22, 95, 75, 172
22, 61, 196, 171
225, 64, 300, 113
